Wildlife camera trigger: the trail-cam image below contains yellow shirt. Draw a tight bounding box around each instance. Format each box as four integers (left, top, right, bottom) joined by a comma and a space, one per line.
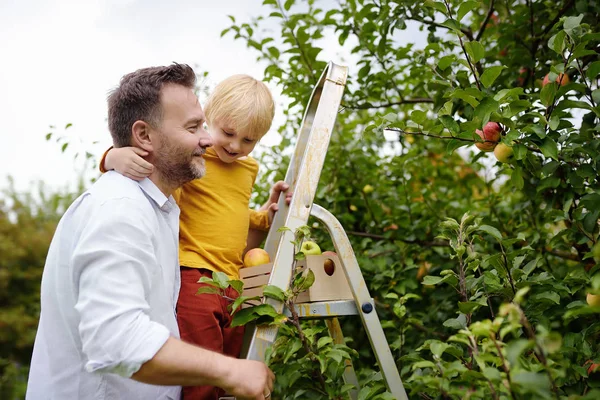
173, 147, 270, 279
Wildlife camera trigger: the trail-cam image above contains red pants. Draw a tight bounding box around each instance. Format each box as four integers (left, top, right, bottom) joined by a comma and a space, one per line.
177, 267, 245, 400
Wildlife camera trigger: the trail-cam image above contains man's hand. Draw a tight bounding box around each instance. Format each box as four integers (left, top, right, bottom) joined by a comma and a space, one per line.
219, 358, 275, 400
261, 181, 293, 223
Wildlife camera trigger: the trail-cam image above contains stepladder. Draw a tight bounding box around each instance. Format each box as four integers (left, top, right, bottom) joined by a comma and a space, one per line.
236, 62, 408, 400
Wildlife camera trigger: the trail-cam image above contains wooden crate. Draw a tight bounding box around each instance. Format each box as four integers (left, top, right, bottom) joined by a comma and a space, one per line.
239, 254, 353, 305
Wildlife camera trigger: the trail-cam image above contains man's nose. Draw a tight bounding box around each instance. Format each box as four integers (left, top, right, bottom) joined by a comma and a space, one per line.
198, 128, 213, 148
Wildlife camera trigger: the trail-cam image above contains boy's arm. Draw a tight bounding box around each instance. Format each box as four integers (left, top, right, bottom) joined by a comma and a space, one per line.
244, 181, 292, 253
99, 146, 154, 181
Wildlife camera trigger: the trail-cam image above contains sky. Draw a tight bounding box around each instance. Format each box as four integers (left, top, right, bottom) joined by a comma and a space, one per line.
0, 0, 426, 194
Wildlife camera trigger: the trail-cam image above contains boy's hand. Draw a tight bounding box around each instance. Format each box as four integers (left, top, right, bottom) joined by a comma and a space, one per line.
105, 147, 154, 181
262, 181, 293, 223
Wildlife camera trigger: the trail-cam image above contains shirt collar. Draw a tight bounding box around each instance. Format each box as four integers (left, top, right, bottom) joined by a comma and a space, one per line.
137, 178, 176, 212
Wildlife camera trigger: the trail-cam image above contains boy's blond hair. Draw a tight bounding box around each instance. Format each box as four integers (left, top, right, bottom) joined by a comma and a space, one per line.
205, 74, 275, 140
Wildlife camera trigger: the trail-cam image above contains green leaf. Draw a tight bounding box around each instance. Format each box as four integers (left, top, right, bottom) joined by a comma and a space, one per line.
212, 271, 230, 289
283, 0, 294, 11
464, 41, 485, 63
228, 279, 244, 295
480, 66, 506, 88
534, 291, 560, 304
443, 314, 467, 329
478, 225, 503, 241
563, 14, 584, 31
473, 97, 499, 125
587, 61, 600, 79
456, 1, 479, 22
297, 268, 315, 292
446, 139, 468, 154
540, 83, 557, 107
317, 336, 333, 349
513, 144, 527, 160
231, 304, 280, 327
430, 341, 450, 358
592, 89, 600, 105
437, 55, 455, 70
511, 166, 524, 190
410, 110, 427, 125
196, 286, 220, 295
548, 30, 567, 54
440, 19, 462, 33
425, 1, 447, 15
61, 143, 68, 153
263, 285, 286, 302
439, 115, 459, 134
539, 138, 559, 160
421, 275, 445, 285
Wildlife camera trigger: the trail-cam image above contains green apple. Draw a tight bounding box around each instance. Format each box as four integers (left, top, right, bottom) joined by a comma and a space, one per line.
363, 184, 374, 194
494, 143, 514, 163
587, 293, 600, 307
300, 241, 322, 256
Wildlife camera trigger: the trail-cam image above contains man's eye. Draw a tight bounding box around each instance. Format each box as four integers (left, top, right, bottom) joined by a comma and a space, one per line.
224, 132, 234, 137
188, 126, 198, 133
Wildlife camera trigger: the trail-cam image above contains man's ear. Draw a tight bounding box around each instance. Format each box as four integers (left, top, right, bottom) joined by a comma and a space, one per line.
131, 120, 153, 152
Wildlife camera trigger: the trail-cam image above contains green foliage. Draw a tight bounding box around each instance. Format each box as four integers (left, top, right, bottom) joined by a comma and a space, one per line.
226, 0, 600, 398
0, 178, 81, 399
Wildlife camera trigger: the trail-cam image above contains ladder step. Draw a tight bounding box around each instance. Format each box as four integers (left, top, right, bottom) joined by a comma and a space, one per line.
285, 299, 362, 319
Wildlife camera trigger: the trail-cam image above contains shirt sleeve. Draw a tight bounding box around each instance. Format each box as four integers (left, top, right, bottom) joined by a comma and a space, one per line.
98, 146, 114, 173
72, 198, 170, 378
249, 209, 270, 232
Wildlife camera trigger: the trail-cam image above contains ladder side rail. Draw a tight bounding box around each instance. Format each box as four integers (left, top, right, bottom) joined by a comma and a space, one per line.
264, 63, 336, 255
245, 63, 348, 361
310, 204, 408, 400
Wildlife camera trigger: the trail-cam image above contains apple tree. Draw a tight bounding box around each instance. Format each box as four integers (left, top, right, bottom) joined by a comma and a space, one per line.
223, 0, 600, 398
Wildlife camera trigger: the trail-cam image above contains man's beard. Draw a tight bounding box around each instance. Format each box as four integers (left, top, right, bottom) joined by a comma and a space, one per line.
153, 136, 206, 187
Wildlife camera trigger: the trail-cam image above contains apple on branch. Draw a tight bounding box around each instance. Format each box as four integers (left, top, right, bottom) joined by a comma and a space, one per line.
542, 73, 570, 87
475, 122, 501, 152
300, 240, 322, 257
587, 293, 600, 307
494, 143, 514, 163
243, 248, 270, 268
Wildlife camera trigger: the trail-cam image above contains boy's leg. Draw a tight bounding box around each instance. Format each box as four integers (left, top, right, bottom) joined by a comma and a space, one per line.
222, 286, 246, 359
177, 267, 225, 400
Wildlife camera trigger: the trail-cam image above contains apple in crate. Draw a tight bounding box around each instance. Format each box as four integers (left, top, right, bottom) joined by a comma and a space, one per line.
243, 248, 270, 268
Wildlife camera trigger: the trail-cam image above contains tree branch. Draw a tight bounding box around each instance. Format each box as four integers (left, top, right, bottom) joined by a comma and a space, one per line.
346, 230, 450, 247
343, 98, 434, 110
475, 0, 495, 42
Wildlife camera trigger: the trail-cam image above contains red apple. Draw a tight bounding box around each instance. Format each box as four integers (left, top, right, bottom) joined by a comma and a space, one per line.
588, 361, 600, 376
517, 67, 530, 87
322, 251, 337, 276
243, 248, 270, 268
542, 73, 570, 87
475, 122, 501, 152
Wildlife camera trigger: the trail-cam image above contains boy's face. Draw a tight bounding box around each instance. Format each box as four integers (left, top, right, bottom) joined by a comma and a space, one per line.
208, 120, 260, 163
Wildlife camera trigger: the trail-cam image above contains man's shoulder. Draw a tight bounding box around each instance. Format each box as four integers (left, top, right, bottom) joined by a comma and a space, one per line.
89, 172, 147, 201
84, 172, 157, 216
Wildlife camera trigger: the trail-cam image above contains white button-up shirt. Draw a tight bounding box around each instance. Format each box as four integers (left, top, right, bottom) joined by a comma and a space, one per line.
26, 171, 182, 400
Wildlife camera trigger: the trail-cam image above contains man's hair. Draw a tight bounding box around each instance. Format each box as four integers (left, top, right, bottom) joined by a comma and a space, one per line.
204, 75, 275, 139
107, 63, 196, 147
